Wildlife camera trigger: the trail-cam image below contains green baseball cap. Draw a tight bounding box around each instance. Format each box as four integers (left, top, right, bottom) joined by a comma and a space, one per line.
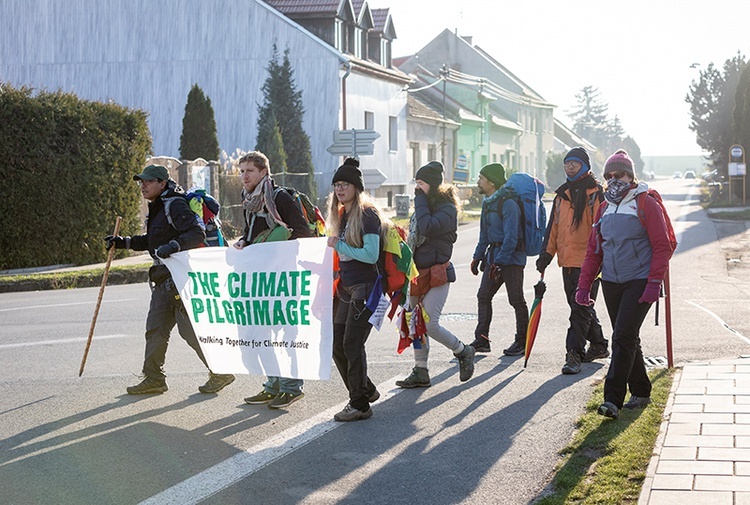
133, 164, 169, 181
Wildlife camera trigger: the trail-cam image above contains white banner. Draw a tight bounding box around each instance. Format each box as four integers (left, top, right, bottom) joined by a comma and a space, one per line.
162, 237, 334, 380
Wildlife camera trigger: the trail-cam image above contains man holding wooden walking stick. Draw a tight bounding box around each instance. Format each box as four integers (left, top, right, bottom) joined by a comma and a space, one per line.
104, 164, 235, 395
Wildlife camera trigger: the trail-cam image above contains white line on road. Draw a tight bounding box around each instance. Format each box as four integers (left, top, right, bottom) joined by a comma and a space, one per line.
686, 300, 750, 344
0, 334, 132, 349
138, 375, 405, 505
0, 298, 140, 313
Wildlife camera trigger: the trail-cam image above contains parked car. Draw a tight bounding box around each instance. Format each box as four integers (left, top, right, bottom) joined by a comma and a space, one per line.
684, 170, 696, 179
673, 170, 683, 179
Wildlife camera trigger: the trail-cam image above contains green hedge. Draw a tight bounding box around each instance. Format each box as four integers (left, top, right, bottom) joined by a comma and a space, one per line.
0, 83, 152, 269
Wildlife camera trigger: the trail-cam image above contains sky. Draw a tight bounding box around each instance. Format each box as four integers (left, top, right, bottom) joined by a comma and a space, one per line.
369, 0, 750, 157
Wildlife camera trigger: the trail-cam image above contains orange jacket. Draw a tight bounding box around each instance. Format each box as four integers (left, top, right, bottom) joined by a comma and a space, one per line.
544, 179, 603, 268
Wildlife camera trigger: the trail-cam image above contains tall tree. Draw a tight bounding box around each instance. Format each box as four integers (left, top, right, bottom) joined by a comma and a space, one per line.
568, 86, 610, 150
256, 108, 288, 181
256, 46, 316, 198
604, 115, 626, 154
179, 84, 220, 161
686, 52, 746, 172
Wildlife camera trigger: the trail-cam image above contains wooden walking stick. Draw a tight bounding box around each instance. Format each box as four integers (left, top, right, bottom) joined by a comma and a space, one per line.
79, 216, 122, 377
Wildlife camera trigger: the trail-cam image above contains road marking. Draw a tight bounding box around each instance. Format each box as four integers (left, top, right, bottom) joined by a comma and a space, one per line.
0, 298, 139, 313
686, 300, 750, 344
139, 375, 404, 505
0, 334, 131, 349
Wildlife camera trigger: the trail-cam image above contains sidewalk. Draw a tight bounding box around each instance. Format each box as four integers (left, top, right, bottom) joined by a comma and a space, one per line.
640, 356, 750, 504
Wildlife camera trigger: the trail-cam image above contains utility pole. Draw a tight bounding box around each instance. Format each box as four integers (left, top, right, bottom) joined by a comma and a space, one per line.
440, 64, 449, 165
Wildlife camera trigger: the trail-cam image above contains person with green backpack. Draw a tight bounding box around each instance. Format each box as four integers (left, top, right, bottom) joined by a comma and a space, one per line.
234, 151, 313, 409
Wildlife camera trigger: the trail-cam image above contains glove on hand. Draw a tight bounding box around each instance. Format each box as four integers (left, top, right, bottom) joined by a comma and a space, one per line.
104, 235, 128, 250
638, 282, 661, 304
414, 187, 424, 197
470, 258, 484, 276
156, 240, 180, 259
535, 252, 553, 273
489, 263, 502, 281
575, 288, 594, 306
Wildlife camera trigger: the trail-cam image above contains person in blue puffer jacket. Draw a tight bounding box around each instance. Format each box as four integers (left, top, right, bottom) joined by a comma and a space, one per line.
469, 162, 529, 357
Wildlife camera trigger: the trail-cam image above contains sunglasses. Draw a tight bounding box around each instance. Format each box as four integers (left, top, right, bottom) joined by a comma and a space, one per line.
604, 171, 628, 181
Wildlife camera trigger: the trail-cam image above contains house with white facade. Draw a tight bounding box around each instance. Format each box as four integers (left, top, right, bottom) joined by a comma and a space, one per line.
0, 0, 411, 196
398, 30, 556, 183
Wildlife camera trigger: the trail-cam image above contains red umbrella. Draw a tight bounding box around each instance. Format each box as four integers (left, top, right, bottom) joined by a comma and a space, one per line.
524, 274, 546, 368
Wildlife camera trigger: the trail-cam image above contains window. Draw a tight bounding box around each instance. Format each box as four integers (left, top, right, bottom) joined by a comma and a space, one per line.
389, 116, 398, 151
335, 20, 343, 52
381, 39, 391, 67
410, 142, 420, 177
364, 111, 374, 130
427, 144, 437, 162
354, 28, 362, 58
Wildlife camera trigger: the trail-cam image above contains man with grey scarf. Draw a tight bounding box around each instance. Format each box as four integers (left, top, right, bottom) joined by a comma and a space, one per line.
234, 151, 313, 409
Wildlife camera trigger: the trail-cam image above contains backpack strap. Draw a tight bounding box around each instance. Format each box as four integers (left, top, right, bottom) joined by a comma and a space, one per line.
162, 196, 180, 229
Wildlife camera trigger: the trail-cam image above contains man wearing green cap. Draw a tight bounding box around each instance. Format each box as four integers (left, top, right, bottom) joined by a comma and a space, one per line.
104, 164, 235, 395
469, 163, 529, 356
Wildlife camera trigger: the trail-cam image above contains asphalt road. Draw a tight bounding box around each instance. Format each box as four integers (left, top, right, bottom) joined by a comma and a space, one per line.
0, 177, 747, 505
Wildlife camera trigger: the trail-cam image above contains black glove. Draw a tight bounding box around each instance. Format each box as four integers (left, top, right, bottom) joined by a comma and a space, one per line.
470, 258, 485, 276
156, 240, 181, 259
489, 263, 502, 281
104, 235, 128, 250
414, 187, 424, 197
536, 252, 553, 273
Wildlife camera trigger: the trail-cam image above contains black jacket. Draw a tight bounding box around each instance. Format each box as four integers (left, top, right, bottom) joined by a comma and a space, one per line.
131, 181, 205, 282
412, 190, 457, 269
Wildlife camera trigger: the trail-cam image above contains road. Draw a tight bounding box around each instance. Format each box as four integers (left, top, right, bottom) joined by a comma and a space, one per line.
0, 177, 747, 505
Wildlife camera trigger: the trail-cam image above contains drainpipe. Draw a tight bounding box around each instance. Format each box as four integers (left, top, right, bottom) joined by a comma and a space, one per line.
341, 60, 351, 130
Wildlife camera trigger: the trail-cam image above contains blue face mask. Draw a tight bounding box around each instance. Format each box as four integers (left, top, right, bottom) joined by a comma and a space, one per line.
564, 157, 590, 182
566, 164, 590, 182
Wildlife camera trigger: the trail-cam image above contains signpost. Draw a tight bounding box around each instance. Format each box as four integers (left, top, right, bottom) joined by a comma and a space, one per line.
728, 144, 746, 205
326, 129, 380, 157
453, 153, 469, 184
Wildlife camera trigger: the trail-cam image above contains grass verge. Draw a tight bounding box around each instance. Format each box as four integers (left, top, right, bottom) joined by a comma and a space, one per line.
535, 368, 675, 504
0, 264, 149, 293
710, 209, 750, 220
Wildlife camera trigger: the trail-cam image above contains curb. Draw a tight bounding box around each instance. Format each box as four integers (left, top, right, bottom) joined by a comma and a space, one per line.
637, 366, 682, 505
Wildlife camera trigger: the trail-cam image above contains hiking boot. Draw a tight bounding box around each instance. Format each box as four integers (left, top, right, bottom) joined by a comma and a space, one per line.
368, 389, 381, 403
268, 391, 305, 409
455, 344, 476, 382
623, 396, 651, 409
395, 366, 431, 388
198, 372, 235, 393
583, 343, 610, 362
127, 376, 168, 395
469, 335, 491, 353
244, 390, 276, 405
597, 401, 619, 419
334, 403, 373, 422
503, 341, 525, 356
561, 350, 582, 375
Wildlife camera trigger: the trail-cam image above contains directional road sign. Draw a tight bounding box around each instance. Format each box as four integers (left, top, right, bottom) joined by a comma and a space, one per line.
326, 143, 374, 156
327, 129, 380, 157
333, 129, 380, 144
362, 168, 387, 191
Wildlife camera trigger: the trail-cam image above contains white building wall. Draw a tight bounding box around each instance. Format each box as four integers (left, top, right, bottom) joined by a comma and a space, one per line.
343, 72, 408, 193
1, 0, 344, 190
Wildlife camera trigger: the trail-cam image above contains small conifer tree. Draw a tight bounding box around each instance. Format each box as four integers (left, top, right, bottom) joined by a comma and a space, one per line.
180, 84, 220, 161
